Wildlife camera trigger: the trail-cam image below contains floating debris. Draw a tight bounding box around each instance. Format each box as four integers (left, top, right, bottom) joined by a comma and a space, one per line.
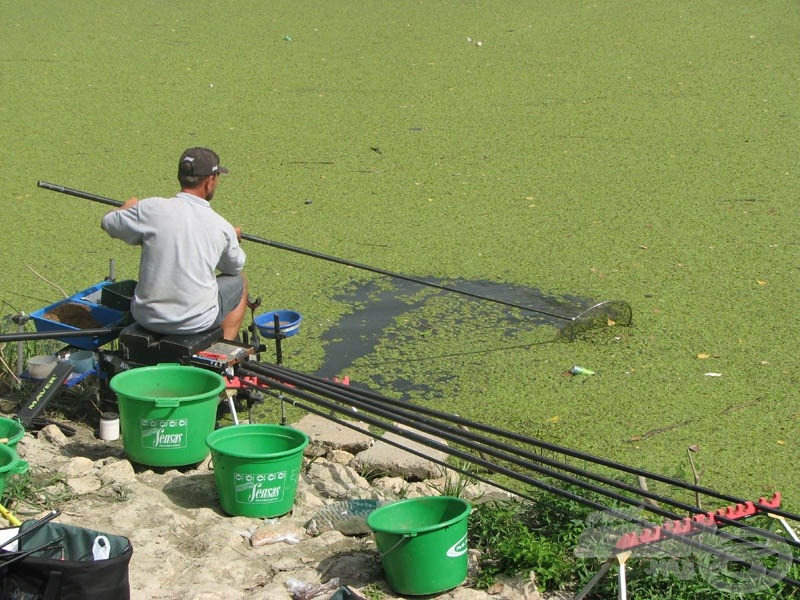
570, 365, 596, 376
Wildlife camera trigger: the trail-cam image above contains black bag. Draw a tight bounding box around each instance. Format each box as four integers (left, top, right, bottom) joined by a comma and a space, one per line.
0, 516, 132, 600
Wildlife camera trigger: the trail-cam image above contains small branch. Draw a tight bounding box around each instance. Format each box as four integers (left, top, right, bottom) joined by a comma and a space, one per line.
26, 266, 68, 299
687, 447, 702, 509
637, 476, 660, 508
0, 351, 22, 385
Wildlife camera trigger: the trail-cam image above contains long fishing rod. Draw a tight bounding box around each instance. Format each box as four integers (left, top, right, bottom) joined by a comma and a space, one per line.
248, 363, 791, 517
0, 327, 124, 343
248, 361, 800, 532
243, 363, 689, 519
36, 181, 577, 323
239, 363, 800, 587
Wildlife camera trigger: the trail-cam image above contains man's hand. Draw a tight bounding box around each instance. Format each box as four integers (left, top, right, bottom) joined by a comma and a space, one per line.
234, 226, 243, 241
119, 196, 139, 210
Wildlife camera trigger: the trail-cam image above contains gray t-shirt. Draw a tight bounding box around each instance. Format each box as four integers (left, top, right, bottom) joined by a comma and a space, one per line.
102, 192, 246, 334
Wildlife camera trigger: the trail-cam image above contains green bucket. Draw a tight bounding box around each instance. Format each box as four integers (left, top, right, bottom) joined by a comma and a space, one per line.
367, 496, 471, 596
0, 444, 28, 498
110, 364, 225, 467
206, 424, 309, 518
0, 417, 25, 450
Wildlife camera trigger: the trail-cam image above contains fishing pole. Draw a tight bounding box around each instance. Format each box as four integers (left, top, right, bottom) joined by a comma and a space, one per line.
36, 181, 628, 329
0, 327, 125, 344
239, 362, 800, 584
247, 361, 800, 527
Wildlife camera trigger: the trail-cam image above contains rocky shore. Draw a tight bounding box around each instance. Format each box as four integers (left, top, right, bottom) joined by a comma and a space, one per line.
5, 411, 571, 600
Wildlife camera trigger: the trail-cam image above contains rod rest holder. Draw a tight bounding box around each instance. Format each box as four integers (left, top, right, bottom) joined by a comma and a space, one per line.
119, 322, 223, 365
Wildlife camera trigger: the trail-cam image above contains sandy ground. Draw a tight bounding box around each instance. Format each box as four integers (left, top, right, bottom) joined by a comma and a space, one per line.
2, 425, 362, 599
0, 410, 523, 600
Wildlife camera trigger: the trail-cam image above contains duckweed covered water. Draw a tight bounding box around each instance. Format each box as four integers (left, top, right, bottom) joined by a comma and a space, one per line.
2, 1, 799, 509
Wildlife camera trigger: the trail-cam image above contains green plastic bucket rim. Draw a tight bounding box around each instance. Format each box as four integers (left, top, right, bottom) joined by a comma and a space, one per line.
366, 495, 472, 536
0, 417, 25, 442
0, 444, 28, 475
206, 423, 310, 460
109, 363, 226, 404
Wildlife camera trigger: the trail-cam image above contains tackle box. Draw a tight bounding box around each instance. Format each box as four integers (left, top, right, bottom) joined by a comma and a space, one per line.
30, 282, 128, 349
100, 279, 136, 311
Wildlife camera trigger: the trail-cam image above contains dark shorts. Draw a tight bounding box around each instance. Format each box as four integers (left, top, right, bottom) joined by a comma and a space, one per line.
213, 274, 245, 326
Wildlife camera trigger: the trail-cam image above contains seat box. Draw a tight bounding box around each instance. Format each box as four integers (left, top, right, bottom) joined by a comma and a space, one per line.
119, 322, 222, 365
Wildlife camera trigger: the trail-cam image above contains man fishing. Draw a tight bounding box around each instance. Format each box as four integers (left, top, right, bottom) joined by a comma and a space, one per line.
101, 147, 247, 340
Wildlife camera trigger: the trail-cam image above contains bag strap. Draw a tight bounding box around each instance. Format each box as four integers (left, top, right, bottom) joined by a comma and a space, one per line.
43, 569, 62, 600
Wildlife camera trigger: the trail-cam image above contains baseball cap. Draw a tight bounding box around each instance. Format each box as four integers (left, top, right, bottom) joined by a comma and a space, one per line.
178, 147, 229, 178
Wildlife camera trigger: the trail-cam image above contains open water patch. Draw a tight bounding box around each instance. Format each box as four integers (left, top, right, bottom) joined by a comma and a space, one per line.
316, 277, 599, 396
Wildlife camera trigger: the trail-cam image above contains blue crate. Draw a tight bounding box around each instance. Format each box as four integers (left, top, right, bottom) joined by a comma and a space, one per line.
30, 282, 126, 349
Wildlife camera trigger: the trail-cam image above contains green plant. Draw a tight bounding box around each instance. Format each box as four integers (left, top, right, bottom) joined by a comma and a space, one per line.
360, 583, 385, 600
302, 453, 322, 474
469, 498, 577, 591
103, 482, 132, 503
2, 470, 77, 512
357, 467, 390, 483
395, 479, 412, 499
429, 459, 478, 499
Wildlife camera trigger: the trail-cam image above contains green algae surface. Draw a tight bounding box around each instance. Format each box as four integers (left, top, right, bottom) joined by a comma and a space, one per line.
2, 1, 800, 509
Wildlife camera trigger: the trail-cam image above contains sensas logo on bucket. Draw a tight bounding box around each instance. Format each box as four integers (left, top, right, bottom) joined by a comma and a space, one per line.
447, 533, 469, 558
140, 418, 189, 449
234, 471, 289, 504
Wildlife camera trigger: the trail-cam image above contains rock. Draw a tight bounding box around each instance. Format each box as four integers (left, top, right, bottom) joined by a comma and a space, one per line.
38, 424, 68, 446
352, 430, 448, 480
369, 476, 404, 496
328, 449, 355, 465
292, 414, 373, 455
304, 461, 375, 499
61, 456, 94, 477
67, 474, 102, 494
98, 458, 137, 484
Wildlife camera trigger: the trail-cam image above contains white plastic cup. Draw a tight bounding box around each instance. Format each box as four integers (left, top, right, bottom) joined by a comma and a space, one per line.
99, 412, 120, 441
27, 355, 57, 379
69, 350, 96, 373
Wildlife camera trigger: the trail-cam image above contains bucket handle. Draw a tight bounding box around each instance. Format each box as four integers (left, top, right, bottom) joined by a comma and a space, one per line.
153, 398, 180, 408
10, 460, 28, 475
378, 532, 416, 558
